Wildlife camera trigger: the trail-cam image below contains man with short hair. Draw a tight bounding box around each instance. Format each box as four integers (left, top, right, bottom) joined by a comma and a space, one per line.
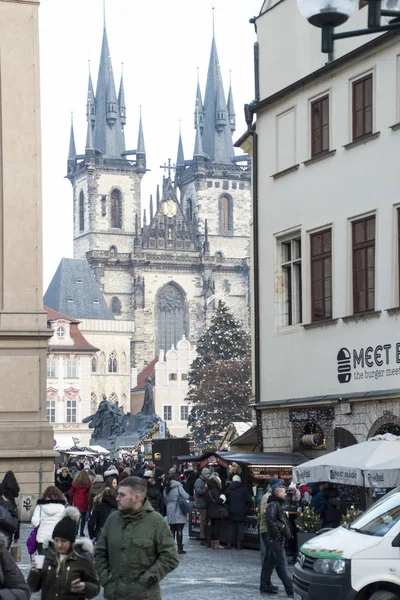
194, 467, 211, 545
95, 476, 179, 600
261, 485, 293, 597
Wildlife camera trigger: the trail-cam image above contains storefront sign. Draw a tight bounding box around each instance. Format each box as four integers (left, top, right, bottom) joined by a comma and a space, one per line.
337, 343, 400, 385
249, 466, 293, 480
289, 407, 334, 422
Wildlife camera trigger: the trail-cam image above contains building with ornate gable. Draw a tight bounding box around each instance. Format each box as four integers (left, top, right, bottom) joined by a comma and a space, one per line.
47, 18, 251, 378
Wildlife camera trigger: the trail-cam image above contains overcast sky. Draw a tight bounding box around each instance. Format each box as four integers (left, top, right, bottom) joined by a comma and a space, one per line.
39, 0, 261, 289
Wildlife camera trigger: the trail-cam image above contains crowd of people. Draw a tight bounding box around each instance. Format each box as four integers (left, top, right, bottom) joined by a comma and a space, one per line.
0, 456, 357, 600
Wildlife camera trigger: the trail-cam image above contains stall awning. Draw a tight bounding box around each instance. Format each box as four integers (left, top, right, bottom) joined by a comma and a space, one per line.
176, 450, 307, 467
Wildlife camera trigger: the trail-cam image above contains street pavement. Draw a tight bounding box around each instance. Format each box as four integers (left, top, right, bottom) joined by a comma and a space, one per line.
17, 523, 294, 599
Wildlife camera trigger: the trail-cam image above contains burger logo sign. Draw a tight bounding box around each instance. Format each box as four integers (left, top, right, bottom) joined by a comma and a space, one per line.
337, 342, 400, 385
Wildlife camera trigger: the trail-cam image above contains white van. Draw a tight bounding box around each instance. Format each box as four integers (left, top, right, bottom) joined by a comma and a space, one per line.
293, 486, 400, 600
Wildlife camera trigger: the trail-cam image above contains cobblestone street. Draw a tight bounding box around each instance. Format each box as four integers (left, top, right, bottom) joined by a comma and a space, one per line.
17, 523, 294, 599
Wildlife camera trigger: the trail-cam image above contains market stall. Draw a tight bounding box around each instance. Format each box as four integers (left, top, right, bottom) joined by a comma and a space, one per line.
177, 450, 307, 549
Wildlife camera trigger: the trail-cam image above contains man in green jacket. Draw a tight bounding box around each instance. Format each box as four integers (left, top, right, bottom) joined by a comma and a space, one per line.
95, 476, 179, 600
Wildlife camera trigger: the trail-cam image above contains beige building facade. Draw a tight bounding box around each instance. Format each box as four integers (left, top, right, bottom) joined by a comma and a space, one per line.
0, 0, 55, 502
248, 0, 400, 459
154, 338, 195, 437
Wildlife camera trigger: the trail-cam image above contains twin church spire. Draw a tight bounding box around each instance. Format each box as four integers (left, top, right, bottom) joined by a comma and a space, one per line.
179, 26, 237, 168
67, 21, 145, 170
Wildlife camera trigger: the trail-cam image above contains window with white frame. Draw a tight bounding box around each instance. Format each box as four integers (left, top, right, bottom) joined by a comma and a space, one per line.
276, 234, 302, 327
56, 326, 65, 339
163, 405, 172, 421
180, 405, 189, 421
47, 359, 56, 378
46, 400, 55, 423
66, 360, 77, 378
66, 400, 77, 423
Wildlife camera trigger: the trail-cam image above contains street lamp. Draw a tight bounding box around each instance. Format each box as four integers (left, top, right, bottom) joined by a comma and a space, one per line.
298, 0, 400, 54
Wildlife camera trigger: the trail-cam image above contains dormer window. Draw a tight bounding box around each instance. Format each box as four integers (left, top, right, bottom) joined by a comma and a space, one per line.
56, 326, 65, 339
93, 299, 99, 304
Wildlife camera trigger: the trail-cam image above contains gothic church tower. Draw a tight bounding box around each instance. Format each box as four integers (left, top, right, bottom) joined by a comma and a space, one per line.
67, 23, 146, 320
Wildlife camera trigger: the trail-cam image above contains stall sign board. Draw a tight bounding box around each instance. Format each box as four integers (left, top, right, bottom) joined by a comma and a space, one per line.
249, 466, 293, 480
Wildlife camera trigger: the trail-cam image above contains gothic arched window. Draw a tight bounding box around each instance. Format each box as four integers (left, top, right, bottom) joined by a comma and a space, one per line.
219, 194, 233, 234
186, 199, 193, 222
90, 392, 97, 412
91, 356, 97, 373
108, 350, 118, 373
157, 283, 187, 353
109, 392, 118, 404
110, 189, 122, 229
79, 191, 85, 232
111, 296, 121, 315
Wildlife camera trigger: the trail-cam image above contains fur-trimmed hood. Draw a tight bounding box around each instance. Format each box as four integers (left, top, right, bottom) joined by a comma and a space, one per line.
43, 536, 94, 556
36, 498, 66, 506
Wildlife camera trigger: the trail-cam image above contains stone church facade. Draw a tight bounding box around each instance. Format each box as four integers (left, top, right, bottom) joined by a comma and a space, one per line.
66, 23, 251, 371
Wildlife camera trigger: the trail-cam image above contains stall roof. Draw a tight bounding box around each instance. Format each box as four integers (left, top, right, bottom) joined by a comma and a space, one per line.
176, 450, 307, 467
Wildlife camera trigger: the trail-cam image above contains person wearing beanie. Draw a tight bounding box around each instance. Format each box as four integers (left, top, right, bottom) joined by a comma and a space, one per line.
27, 506, 100, 600
194, 468, 211, 546
225, 475, 252, 550
163, 474, 191, 554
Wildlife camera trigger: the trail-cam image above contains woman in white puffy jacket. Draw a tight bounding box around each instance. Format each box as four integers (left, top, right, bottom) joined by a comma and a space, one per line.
31, 485, 66, 554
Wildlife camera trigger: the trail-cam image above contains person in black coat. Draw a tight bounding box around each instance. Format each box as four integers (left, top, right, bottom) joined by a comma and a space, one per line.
183, 467, 196, 498
56, 467, 73, 502
0, 487, 18, 550
88, 487, 117, 541
206, 473, 227, 549
1, 473, 20, 543
0, 532, 30, 599
146, 478, 164, 515
225, 475, 252, 549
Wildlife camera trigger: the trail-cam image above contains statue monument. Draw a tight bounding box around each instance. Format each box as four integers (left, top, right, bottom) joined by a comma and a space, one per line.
83, 383, 161, 451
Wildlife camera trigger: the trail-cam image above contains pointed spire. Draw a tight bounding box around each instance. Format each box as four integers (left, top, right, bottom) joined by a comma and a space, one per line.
201, 13, 234, 164
68, 113, 76, 159
194, 68, 204, 132
106, 56, 118, 126
86, 100, 95, 152
150, 194, 154, 221
156, 184, 160, 208
193, 108, 204, 158
227, 71, 236, 134
93, 25, 125, 157
87, 62, 96, 127
137, 106, 145, 154
176, 123, 185, 167
143, 208, 147, 229
118, 64, 126, 127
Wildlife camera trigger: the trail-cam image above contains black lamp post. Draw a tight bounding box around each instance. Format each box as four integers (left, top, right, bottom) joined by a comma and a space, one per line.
298, 0, 400, 54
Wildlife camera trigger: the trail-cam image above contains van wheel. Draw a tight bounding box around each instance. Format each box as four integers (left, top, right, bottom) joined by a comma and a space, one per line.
369, 592, 400, 600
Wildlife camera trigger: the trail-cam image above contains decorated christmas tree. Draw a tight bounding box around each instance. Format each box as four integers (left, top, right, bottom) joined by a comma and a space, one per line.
341, 505, 363, 526
187, 301, 251, 446
296, 507, 322, 533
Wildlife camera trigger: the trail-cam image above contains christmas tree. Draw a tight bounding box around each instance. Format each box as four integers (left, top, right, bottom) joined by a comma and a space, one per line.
187, 301, 252, 446
296, 507, 322, 533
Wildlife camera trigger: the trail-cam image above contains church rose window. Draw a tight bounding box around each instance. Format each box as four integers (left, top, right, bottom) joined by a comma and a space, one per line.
110, 189, 122, 228
157, 284, 187, 353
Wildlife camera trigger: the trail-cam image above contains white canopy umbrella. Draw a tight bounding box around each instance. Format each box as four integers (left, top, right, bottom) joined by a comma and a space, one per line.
292, 433, 400, 487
